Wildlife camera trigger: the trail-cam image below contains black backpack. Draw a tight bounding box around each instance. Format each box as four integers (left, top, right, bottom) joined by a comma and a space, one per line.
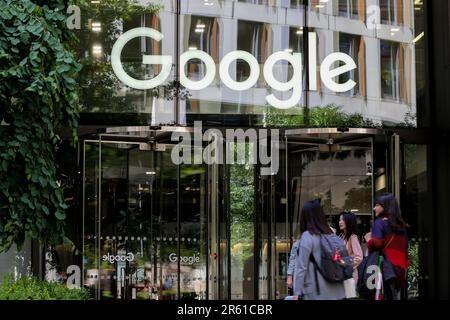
310, 234, 353, 290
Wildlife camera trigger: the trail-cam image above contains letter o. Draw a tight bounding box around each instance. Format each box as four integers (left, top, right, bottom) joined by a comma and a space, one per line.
219, 50, 260, 91
180, 50, 216, 90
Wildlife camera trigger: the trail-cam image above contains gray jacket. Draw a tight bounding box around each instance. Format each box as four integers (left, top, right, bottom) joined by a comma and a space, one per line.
293, 231, 346, 300
287, 240, 300, 276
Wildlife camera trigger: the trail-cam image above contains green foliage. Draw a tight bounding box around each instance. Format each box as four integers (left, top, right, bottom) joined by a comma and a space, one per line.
262, 104, 377, 128
229, 145, 255, 269
0, 0, 80, 251
75, 0, 185, 114
0, 275, 91, 300
407, 240, 420, 298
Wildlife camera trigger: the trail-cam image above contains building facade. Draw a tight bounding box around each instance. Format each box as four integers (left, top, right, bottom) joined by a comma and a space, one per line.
4, 0, 449, 300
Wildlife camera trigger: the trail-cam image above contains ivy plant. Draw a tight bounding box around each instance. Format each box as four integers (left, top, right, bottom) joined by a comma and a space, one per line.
0, 0, 80, 252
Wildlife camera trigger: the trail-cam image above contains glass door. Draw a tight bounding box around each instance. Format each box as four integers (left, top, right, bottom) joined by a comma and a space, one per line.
280, 130, 376, 299
214, 130, 376, 300
82, 138, 208, 300
289, 137, 374, 240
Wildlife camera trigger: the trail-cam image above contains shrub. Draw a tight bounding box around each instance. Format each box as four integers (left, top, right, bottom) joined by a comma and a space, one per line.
0, 275, 92, 300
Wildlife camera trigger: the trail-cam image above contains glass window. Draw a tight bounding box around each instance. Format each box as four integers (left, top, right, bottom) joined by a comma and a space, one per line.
238, 0, 271, 5
72, 0, 419, 128
339, 33, 363, 96
228, 144, 256, 299
76, 2, 176, 123
380, 0, 403, 26
237, 20, 271, 86
380, 40, 400, 101
402, 144, 429, 300
339, 0, 362, 19
184, 15, 219, 88
290, 0, 303, 9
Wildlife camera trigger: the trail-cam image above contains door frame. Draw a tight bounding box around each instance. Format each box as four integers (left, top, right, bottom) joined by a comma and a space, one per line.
81, 127, 209, 300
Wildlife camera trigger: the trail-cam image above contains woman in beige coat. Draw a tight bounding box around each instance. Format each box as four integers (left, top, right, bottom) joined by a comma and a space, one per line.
338, 211, 363, 284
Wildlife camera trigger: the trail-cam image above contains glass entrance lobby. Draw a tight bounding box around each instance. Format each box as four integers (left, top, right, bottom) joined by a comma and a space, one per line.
81, 127, 407, 300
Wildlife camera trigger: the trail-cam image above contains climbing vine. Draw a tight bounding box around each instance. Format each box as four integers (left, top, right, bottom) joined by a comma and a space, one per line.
0, 0, 80, 251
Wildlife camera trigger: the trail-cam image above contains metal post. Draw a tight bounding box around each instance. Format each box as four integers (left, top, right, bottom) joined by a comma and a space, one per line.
303, 0, 310, 125
177, 161, 181, 299
175, 0, 181, 125
97, 134, 102, 300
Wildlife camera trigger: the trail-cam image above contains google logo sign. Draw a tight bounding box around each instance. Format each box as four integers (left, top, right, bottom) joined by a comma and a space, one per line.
111, 28, 357, 110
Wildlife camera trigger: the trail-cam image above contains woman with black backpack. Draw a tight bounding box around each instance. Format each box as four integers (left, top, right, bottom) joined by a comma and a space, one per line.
293, 199, 348, 300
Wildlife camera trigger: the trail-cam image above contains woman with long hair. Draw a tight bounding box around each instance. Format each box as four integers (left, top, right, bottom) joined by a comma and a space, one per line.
339, 212, 363, 284
293, 199, 346, 300
364, 193, 409, 299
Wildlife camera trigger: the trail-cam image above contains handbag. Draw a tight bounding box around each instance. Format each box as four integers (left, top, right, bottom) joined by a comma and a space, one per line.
344, 278, 357, 299
357, 235, 397, 299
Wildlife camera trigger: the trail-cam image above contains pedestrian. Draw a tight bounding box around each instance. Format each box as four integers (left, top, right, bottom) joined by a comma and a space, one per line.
293, 199, 346, 300
339, 211, 363, 284
364, 193, 408, 300
339, 211, 363, 298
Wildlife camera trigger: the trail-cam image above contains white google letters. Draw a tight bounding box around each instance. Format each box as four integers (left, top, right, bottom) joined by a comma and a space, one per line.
169, 253, 200, 265
102, 252, 135, 263
111, 27, 357, 109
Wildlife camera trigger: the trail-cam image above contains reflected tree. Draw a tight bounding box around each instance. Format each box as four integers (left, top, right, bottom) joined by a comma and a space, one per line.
230, 145, 254, 270
343, 176, 372, 214
75, 0, 190, 115
262, 104, 378, 128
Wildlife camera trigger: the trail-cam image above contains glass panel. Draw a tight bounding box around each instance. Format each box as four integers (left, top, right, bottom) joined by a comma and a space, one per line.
273, 141, 289, 300
229, 144, 255, 299
380, 0, 403, 26
381, 40, 400, 101
71, 0, 422, 128
75, 2, 177, 123
83, 142, 100, 298
402, 144, 429, 300
289, 138, 373, 250
83, 141, 207, 300
259, 175, 270, 300
338, 0, 361, 19
339, 33, 362, 96
179, 160, 208, 299
218, 164, 229, 299
154, 149, 179, 300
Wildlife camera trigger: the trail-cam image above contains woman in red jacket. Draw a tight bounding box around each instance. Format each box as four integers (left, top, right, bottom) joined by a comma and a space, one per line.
364, 193, 409, 300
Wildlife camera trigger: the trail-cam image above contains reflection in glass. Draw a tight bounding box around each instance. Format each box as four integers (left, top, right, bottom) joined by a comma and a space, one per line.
338, 0, 361, 19
381, 40, 400, 101
339, 33, 363, 97
380, 0, 403, 26
402, 144, 428, 299
237, 20, 271, 86
83, 142, 207, 300
290, 139, 373, 244
229, 144, 255, 299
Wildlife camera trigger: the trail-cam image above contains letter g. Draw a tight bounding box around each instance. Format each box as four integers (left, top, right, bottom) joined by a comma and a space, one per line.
111, 27, 173, 90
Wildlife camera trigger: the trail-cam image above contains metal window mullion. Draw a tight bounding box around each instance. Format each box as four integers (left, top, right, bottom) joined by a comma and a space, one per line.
82, 140, 86, 291
177, 162, 181, 299
97, 135, 102, 300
